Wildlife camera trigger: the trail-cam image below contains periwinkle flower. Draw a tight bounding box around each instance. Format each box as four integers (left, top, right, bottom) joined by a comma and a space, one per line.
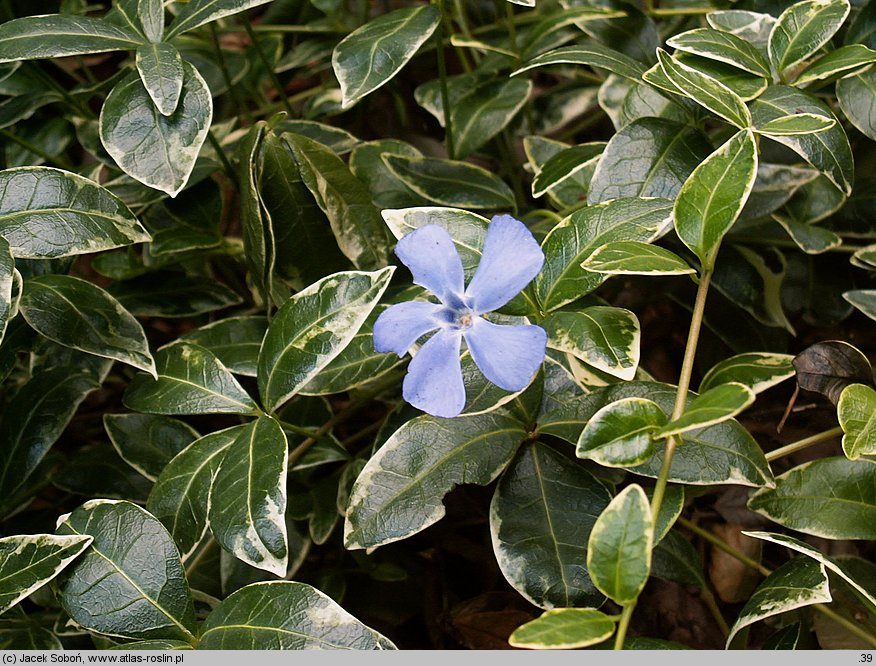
374, 215, 547, 418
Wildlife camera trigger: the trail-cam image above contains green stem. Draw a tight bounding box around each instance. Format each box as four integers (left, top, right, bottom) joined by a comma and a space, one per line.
765, 426, 843, 462
435, 0, 456, 160
0, 128, 74, 171
242, 16, 295, 117
614, 603, 636, 649
701, 587, 730, 638
650, 269, 713, 521
503, 1, 535, 135
206, 130, 236, 181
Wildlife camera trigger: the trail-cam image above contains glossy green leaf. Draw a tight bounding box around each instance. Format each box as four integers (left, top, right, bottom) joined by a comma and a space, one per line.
667, 28, 771, 77
0, 167, 149, 258
209, 417, 288, 576
749, 457, 876, 539
344, 412, 526, 550
199, 581, 395, 649
652, 529, 706, 588
382, 155, 515, 211
258, 268, 393, 413
727, 557, 831, 647
577, 397, 665, 467
450, 77, 532, 159
769, 0, 850, 77
0, 369, 98, 508
137, 0, 164, 41
236, 123, 274, 306
135, 42, 184, 116
674, 129, 758, 269
837, 67, 876, 141
588, 118, 712, 204
100, 62, 212, 197
490, 442, 611, 609
708, 10, 776, 46
332, 6, 440, 109
301, 305, 402, 395
845, 289, 876, 322
124, 341, 259, 416
54, 442, 152, 503
147, 426, 238, 558
0, 534, 92, 616
657, 383, 755, 437
165, 0, 274, 38
540, 382, 774, 487
531, 143, 604, 198
284, 132, 391, 270
587, 484, 653, 606
796, 44, 876, 84
109, 273, 243, 318
513, 43, 646, 81
274, 120, 359, 155
749, 86, 853, 195
582, 241, 694, 276
57, 500, 197, 643
180, 316, 267, 377
656, 49, 751, 128
349, 139, 425, 209
104, 413, 199, 481
644, 56, 768, 103
544, 307, 640, 380
509, 609, 615, 650
838, 384, 876, 460
0, 15, 143, 63
535, 198, 673, 312
700, 353, 795, 393
755, 112, 835, 136
20, 274, 155, 376
744, 531, 876, 607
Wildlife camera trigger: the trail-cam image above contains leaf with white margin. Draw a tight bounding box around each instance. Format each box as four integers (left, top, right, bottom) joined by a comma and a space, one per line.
0, 15, 143, 63
743, 531, 876, 608
198, 581, 396, 649
208, 417, 288, 576
667, 28, 771, 77
136, 42, 184, 116
147, 426, 237, 558
544, 307, 640, 380
656, 382, 755, 437
797, 44, 876, 85
577, 397, 665, 467
0, 534, 92, 616
582, 241, 695, 276
838, 383, 876, 460
748, 457, 876, 539
0, 167, 149, 258
0, 237, 13, 346
726, 557, 831, 647
509, 609, 616, 649
57, 500, 197, 643
755, 113, 835, 136
700, 353, 795, 393
100, 62, 212, 197
490, 441, 611, 610
332, 6, 440, 109
165, 0, 275, 39
258, 268, 394, 413
768, 0, 850, 77
344, 411, 527, 550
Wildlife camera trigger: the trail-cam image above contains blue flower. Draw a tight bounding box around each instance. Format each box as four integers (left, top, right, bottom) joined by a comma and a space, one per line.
373, 214, 547, 418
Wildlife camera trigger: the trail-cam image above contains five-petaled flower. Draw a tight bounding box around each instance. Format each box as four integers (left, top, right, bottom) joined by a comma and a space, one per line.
373, 215, 547, 418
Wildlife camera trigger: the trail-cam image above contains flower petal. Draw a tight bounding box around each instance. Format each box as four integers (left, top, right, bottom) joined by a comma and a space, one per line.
465, 215, 544, 313
465, 317, 546, 392
395, 224, 465, 307
373, 301, 444, 356
403, 328, 465, 418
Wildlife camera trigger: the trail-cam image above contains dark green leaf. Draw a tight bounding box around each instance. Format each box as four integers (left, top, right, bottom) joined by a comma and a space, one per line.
57, 500, 197, 642
796, 44, 876, 84
588, 118, 712, 204
344, 412, 526, 550
490, 442, 611, 609
531, 143, 604, 199
209, 417, 288, 575
100, 63, 212, 196
199, 581, 395, 649
104, 413, 199, 481
349, 139, 425, 209
166, 0, 274, 38
0, 534, 92, 616
577, 397, 665, 467
0, 167, 149, 258
652, 529, 706, 587
20, 274, 155, 376
588, 484, 652, 605
837, 66, 876, 141
109, 273, 242, 318
273, 120, 359, 155
147, 425, 238, 558
0, 15, 143, 62
136, 42, 184, 116
332, 6, 440, 109
53, 442, 152, 503
258, 268, 393, 413
509, 609, 615, 649
769, 0, 850, 77
180, 316, 267, 377
513, 43, 647, 80
124, 341, 259, 416
450, 77, 532, 159
749, 457, 876, 539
